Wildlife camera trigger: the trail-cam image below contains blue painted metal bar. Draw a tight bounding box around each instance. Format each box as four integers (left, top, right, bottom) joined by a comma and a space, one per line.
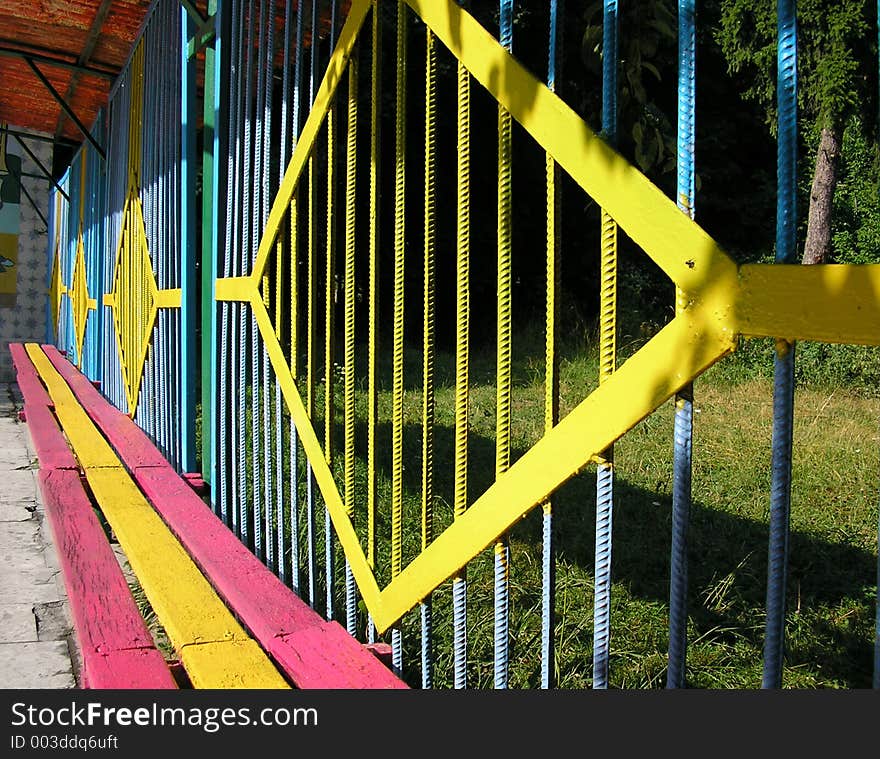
667, 0, 696, 690
209, 0, 225, 512
180, 5, 198, 474
593, 0, 618, 691
289, 0, 305, 595
763, 0, 798, 690
541, 0, 562, 691
259, 0, 274, 572
305, 0, 319, 611
238, 0, 254, 548
493, 0, 514, 693
324, 0, 339, 623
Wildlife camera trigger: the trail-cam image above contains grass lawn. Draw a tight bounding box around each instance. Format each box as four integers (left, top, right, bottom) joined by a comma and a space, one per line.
347, 336, 880, 689
196, 330, 878, 688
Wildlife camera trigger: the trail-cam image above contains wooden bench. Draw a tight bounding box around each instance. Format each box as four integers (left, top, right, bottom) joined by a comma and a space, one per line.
14, 343, 407, 689
10, 343, 176, 689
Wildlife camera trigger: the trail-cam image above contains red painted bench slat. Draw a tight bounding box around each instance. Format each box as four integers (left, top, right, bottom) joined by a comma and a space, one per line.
42, 344, 408, 690
10, 345, 176, 690
9, 343, 78, 471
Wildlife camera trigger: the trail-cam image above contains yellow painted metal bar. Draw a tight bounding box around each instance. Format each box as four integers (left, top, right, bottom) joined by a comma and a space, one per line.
391, 0, 407, 588
543, 154, 559, 505
78, 150, 87, 228
156, 289, 183, 308
404, 0, 739, 297
451, 21, 472, 688
290, 193, 298, 377
26, 345, 288, 689
307, 155, 316, 419
216, 276, 257, 301
454, 26, 470, 529
599, 211, 617, 386
250, 300, 383, 611
207, 0, 880, 641
422, 26, 436, 557
375, 310, 736, 630
325, 105, 336, 462
128, 42, 143, 190
367, 1, 380, 582
344, 54, 358, 524
737, 264, 880, 345
275, 236, 283, 341
252, 0, 372, 283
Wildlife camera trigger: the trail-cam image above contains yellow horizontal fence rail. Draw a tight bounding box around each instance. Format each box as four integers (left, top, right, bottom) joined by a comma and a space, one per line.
215, 0, 880, 633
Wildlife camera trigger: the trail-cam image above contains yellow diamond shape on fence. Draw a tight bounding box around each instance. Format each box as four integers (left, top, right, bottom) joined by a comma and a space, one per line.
104, 184, 181, 416
216, 0, 880, 633
70, 233, 97, 369
48, 239, 66, 340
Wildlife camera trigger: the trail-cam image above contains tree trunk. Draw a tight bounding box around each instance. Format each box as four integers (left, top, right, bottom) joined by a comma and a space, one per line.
801, 125, 841, 264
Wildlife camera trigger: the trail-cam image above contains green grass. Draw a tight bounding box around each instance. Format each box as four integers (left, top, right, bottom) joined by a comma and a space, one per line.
213, 331, 879, 689
358, 338, 878, 688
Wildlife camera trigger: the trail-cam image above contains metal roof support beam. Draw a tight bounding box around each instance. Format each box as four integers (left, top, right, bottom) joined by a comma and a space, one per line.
24, 58, 106, 160
10, 132, 69, 200
7, 162, 49, 230
181, 0, 208, 24
0, 128, 79, 149
0, 47, 116, 80
187, 14, 216, 59
55, 0, 115, 140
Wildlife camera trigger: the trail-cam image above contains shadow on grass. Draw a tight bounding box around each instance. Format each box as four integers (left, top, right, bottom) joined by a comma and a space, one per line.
347, 412, 877, 688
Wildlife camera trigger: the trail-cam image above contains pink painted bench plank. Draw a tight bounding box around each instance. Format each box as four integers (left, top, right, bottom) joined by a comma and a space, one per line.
81, 649, 179, 690
9, 343, 78, 471
42, 344, 408, 690
10, 345, 176, 690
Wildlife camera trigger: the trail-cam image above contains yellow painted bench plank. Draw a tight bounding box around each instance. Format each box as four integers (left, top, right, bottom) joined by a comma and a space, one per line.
26, 344, 289, 689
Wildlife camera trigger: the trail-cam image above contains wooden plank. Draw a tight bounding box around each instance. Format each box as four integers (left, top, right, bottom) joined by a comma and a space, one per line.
41, 344, 408, 689
134, 469, 408, 689
27, 344, 290, 690
11, 343, 174, 688
37, 458, 176, 689
81, 648, 177, 690
9, 343, 78, 471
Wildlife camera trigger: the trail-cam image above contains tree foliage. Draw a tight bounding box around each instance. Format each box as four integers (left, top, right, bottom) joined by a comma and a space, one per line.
716, 0, 876, 136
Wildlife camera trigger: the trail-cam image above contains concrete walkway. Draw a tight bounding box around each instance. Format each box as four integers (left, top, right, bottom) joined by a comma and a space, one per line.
0, 382, 77, 688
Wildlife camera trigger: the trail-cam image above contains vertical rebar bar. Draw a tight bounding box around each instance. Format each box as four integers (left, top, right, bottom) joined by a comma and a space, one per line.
762, 0, 798, 690
667, 0, 696, 690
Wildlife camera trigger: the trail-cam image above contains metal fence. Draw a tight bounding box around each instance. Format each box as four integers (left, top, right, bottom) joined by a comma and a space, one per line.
48, 0, 880, 689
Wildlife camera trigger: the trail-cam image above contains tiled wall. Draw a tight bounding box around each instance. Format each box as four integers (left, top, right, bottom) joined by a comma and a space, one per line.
0, 127, 51, 383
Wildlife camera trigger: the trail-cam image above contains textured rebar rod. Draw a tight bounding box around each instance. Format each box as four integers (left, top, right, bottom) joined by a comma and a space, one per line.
289, 0, 305, 593
453, 0, 471, 689
391, 0, 408, 674
593, 0, 618, 691
494, 0, 514, 691
421, 23, 437, 691
343, 47, 359, 637
667, 0, 696, 690
762, 0, 797, 690
325, 0, 339, 622
251, 0, 268, 563
541, 0, 563, 691
366, 2, 381, 644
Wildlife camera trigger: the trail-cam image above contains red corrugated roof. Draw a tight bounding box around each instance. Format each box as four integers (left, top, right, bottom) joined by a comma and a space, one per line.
0, 0, 154, 141
1, 1, 351, 146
